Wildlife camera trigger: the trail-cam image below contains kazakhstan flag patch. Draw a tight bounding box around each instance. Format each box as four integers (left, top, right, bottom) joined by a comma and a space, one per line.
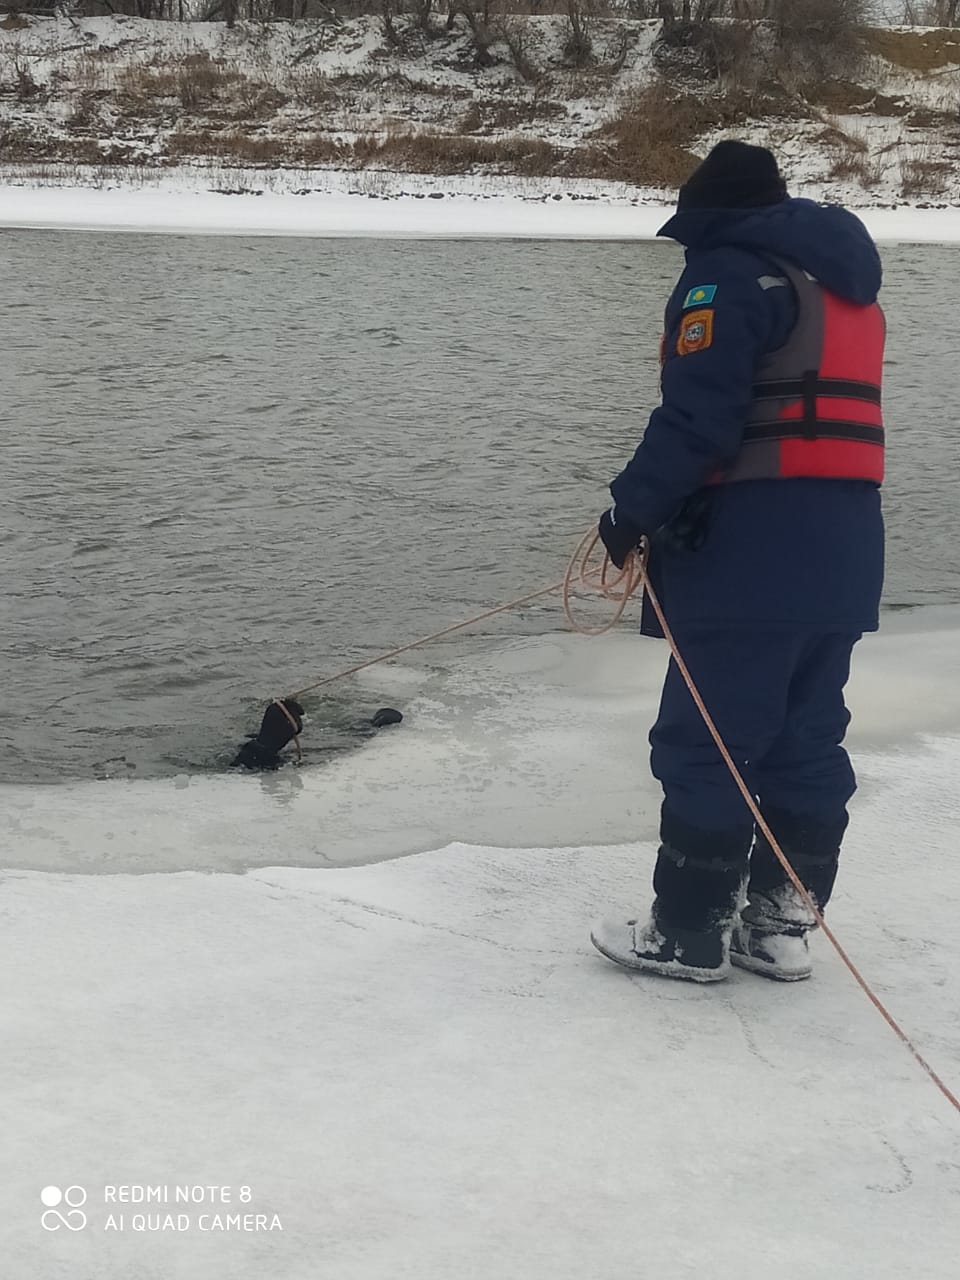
682, 284, 718, 309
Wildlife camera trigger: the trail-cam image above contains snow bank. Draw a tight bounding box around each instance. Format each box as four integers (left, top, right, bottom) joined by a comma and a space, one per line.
2, 179, 959, 241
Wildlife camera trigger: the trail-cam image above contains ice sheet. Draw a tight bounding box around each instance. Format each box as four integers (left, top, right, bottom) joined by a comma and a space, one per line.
3, 742, 959, 1278
3, 613, 959, 875
3, 614, 959, 1277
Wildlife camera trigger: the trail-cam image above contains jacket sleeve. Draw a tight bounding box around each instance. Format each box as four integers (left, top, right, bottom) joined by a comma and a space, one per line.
609, 251, 783, 534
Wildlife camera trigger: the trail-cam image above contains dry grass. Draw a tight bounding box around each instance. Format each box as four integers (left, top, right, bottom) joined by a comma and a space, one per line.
827, 148, 887, 187
459, 96, 565, 133
166, 130, 343, 164
353, 129, 559, 175
0, 125, 136, 165
118, 53, 247, 112
587, 81, 775, 188
164, 124, 559, 174
900, 147, 953, 196
289, 68, 334, 108
816, 120, 888, 189
864, 27, 960, 72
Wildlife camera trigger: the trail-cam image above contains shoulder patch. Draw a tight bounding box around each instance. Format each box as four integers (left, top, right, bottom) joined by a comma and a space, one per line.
682, 284, 717, 309
677, 308, 714, 356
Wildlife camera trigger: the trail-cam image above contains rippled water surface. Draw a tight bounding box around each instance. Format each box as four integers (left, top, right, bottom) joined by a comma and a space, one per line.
2, 231, 958, 782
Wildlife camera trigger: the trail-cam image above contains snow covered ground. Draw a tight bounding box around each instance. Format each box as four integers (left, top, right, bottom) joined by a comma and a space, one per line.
3, 615, 960, 1277
2, 171, 960, 239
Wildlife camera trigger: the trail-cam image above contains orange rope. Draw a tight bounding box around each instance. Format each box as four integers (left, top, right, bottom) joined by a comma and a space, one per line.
293, 581, 563, 700
571, 529, 960, 1117
561, 526, 645, 634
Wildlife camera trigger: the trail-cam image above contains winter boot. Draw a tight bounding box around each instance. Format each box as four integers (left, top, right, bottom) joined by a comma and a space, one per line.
731, 806, 846, 982
731, 886, 816, 982
591, 811, 751, 984
590, 905, 731, 983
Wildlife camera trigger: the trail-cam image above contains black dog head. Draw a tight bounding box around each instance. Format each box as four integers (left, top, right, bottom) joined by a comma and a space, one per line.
232, 698, 305, 770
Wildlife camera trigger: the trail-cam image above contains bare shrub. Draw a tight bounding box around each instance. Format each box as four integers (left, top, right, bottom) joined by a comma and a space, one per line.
767, 0, 868, 79
827, 149, 887, 188
0, 55, 42, 102
653, 12, 763, 86
447, 0, 496, 68
819, 123, 889, 189
289, 68, 334, 107
590, 82, 711, 187
901, 0, 960, 21
493, 13, 541, 82
234, 77, 288, 117
900, 147, 953, 196
563, 0, 594, 69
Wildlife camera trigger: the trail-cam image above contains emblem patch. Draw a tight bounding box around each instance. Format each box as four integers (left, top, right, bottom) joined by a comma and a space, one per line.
683, 284, 718, 309
677, 308, 714, 355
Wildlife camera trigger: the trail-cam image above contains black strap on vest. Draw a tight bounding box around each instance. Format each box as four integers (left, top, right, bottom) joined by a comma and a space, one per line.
751, 374, 883, 446
752, 377, 883, 405
743, 421, 884, 445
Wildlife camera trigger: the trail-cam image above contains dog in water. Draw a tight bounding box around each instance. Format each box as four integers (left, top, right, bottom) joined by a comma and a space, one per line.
232, 698, 402, 771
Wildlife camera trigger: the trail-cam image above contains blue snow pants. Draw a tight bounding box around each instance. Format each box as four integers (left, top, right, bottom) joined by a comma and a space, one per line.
650, 629, 861, 836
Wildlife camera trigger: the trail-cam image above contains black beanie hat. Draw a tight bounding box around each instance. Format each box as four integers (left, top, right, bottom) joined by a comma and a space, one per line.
677, 140, 787, 212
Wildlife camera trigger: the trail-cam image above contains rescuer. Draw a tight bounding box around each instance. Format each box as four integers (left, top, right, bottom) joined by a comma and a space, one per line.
591, 141, 885, 984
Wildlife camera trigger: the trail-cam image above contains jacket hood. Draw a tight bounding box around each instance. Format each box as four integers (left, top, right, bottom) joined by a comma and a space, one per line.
658, 197, 882, 305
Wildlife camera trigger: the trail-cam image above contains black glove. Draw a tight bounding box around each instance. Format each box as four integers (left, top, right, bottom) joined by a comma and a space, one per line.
657, 490, 713, 553
598, 507, 643, 571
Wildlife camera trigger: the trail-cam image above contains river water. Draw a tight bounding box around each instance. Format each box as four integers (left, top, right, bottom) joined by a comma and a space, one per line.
2, 231, 958, 784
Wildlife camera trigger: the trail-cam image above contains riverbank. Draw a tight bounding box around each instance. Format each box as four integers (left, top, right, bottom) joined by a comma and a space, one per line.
3, 15, 960, 207
2, 168, 959, 238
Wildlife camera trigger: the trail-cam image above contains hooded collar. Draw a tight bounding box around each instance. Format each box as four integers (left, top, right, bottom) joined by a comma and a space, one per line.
658, 198, 882, 306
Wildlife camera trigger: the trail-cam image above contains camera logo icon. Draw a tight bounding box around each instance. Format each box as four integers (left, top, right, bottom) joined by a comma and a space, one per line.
40, 1186, 87, 1231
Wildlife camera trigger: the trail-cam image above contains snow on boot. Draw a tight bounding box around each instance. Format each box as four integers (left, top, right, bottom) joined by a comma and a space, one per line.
731, 886, 816, 982
590, 909, 731, 983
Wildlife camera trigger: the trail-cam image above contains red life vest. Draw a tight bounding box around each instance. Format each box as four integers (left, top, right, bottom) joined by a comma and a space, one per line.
710, 259, 885, 486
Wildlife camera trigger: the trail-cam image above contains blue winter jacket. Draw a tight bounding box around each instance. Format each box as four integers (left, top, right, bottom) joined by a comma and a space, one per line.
610, 197, 885, 634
